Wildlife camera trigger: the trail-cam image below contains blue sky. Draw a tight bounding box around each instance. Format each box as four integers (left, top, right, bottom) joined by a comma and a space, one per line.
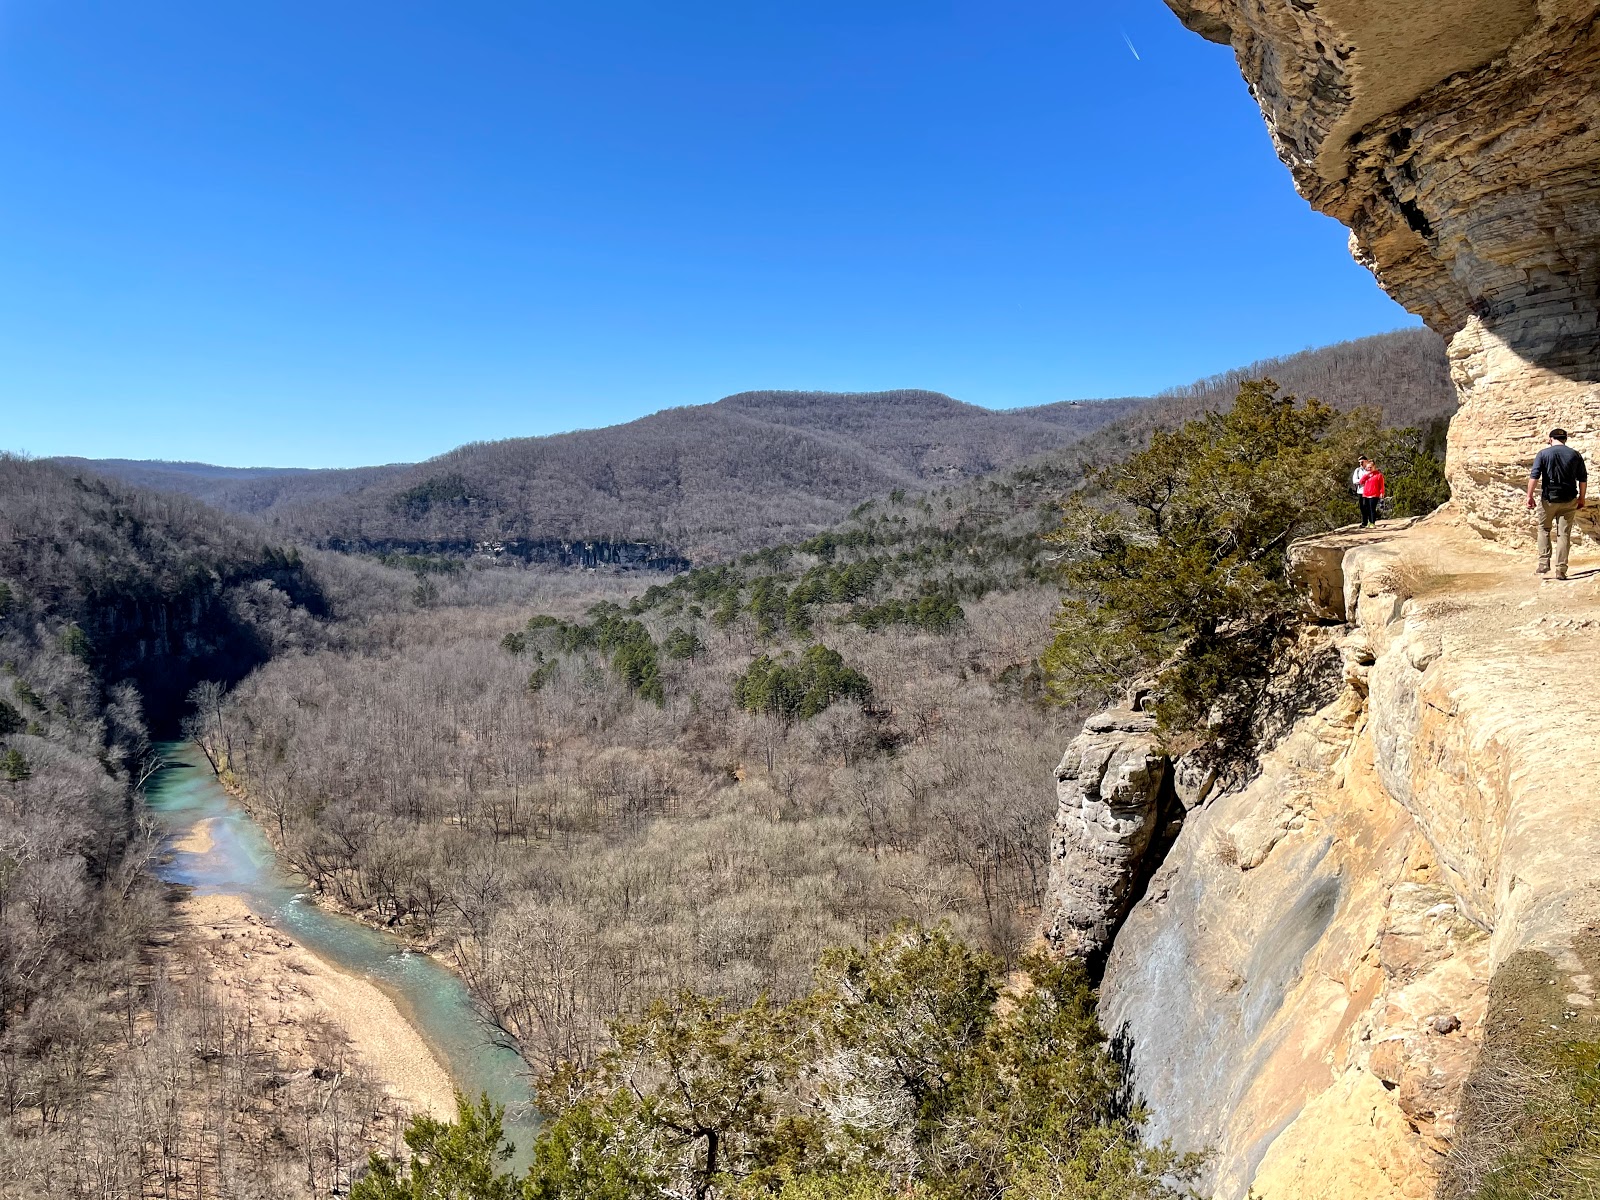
0, 1, 1414, 467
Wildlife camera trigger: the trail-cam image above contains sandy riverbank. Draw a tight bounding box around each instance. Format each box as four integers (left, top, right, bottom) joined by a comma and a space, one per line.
171, 891, 458, 1120
171, 817, 215, 855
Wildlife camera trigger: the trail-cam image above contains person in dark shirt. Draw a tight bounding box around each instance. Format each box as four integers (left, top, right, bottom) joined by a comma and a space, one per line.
1526, 427, 1588, 580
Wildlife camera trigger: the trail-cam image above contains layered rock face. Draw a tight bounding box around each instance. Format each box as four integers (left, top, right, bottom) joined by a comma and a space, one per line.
1045, 9, 1600, 1188
1047, 520, 1600, 1197
1046, 708, 1175, 960
1168, 0, 1600, 539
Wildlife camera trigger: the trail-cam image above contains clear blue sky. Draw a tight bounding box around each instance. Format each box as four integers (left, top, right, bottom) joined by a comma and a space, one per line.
0, 1, 1414, 467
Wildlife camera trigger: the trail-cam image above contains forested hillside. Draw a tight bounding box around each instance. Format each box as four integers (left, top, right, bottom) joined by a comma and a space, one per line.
65, 389, 1144, 561
0, 455, 447, 1195
0, 461, 345, 728
62, 326, 1451, 563
48, 458, 398, 518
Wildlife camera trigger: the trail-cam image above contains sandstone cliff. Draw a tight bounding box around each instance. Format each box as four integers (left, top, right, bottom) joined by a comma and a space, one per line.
1045, 7, 1600, 1190
1047, 520, 1600, 1196
1165, 0, 1599, 540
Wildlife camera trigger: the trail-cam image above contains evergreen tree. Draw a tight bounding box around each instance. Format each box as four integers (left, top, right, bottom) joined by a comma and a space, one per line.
351, 1093, 520, 1200
664, 627, 706, 661
0, 699, 20, 739
1, 749, 30, 784
733, 646, 871, 723
58, 623, 92, 664
1041, 380, 1426, 769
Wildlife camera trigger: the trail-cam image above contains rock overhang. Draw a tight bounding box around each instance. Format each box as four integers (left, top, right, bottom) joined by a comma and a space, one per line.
1164, 0, 1600, 540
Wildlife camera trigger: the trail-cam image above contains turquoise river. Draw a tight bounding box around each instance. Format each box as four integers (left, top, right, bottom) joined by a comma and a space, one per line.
144, 741, 536, 1159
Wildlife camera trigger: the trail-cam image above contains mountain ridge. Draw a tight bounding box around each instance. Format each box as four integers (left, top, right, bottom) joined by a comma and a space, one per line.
55, 329, 1451, 559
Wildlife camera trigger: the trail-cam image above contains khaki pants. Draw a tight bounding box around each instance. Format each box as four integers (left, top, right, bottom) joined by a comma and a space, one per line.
1538, 498, 1579, 576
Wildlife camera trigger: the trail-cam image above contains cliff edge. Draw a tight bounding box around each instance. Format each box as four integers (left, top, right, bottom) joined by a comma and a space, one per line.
1045, 10, 1600, 1187
1050, 521, 1600, 1196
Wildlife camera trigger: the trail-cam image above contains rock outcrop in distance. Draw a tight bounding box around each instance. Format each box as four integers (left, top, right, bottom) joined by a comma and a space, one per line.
1167, 0, 1600, 541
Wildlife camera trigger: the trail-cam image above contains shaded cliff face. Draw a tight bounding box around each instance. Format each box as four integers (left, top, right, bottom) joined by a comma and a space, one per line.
1046, 708, 1178, 961
79, 560, 326, 732
0, 458, 333, 733
1168, 0, 1600, 538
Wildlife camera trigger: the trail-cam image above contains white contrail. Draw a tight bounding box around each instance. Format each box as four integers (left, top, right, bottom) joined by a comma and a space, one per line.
1121, 30, 1141, 60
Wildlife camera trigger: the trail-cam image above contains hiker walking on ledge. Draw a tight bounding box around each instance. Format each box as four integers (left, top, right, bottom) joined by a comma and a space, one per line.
1528, 427, 1588, 581
1357, 457, 1385, 528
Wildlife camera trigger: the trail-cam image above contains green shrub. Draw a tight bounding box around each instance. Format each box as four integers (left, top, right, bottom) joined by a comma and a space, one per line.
351, 1093, 520, 1200
519, 605, 664, 704
1042, 381, 1382, 768
355, 929, 1200, 1200
850, 592, 963, 633
733, 646, 871, 723
1, 749, 29, 784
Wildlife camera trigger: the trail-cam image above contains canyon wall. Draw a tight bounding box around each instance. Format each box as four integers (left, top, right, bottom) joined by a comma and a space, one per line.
1166, 0, 1600, 539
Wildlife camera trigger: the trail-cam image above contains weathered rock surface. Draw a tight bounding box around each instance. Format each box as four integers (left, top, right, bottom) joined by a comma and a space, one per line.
1098, 668, 1486, 1199
1046, 708, 1173, 959
1167, 0, 1600, 540
1060, 8, 1600, 1187
1086, 520, 1600, 1197
1288, 518, 1418, 622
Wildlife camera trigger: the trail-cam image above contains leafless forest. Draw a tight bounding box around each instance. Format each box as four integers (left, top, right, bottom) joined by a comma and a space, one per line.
0, 326, 1460, 1196
216, 536, 1071, 1076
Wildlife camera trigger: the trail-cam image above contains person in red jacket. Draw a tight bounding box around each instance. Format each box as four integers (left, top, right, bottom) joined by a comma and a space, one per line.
1358, 458, 1385, 527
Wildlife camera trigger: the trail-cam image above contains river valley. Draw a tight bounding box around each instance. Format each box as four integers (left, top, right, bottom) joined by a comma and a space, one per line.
144, 742, 537, 1159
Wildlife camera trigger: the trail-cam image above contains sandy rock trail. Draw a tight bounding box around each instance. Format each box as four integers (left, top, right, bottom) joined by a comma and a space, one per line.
171, 891, 458, 1121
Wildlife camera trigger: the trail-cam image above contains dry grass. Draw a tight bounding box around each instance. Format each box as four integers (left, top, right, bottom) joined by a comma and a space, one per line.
1374, 551, 1456, 603
1441, 934, 1600, 1199
1211, 830, 1242, 869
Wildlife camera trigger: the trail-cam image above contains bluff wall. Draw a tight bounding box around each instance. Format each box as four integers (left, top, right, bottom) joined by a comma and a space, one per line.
1050, 521, 1600, 1196
1044, 4, 1600, 1189
1166, 0, 1600, 538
